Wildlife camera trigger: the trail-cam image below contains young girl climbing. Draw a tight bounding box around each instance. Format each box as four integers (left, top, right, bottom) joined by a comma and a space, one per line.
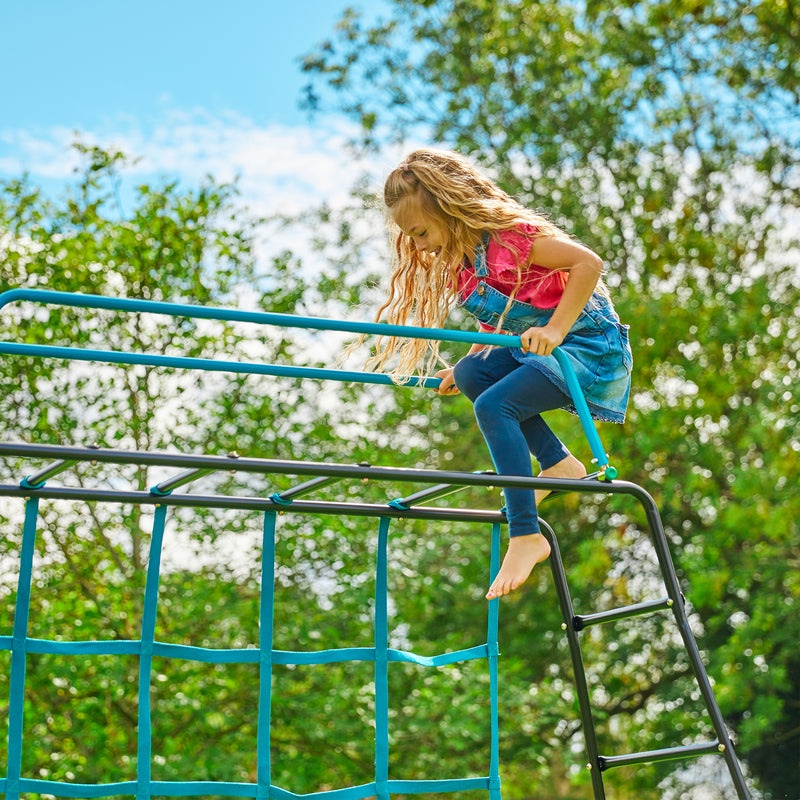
368, 148, 632, 600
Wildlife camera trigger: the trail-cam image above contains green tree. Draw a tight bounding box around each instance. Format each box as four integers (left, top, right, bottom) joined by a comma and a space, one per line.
0, 146, 508, 795
0, 147, 343, 788
300, 1, 800, 797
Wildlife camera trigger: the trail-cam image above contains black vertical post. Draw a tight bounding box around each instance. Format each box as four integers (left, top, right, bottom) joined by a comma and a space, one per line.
541, 521, 607, 799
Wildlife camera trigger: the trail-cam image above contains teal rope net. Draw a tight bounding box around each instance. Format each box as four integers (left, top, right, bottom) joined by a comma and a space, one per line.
0, 289, 612, 799
2, 492, 503, 800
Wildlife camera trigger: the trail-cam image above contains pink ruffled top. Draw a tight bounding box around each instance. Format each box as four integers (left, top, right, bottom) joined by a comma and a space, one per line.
455, 223, 568, 331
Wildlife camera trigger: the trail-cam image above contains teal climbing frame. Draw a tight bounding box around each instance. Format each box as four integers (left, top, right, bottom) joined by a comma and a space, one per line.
0, 453, 505, 800
0, 289, 614, 475
0, 290, 752, 798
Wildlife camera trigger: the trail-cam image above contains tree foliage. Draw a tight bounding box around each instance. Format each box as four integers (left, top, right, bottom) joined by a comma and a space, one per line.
0, 146, 513, 796
1, 1, 799, 796
300, 1, 800, 797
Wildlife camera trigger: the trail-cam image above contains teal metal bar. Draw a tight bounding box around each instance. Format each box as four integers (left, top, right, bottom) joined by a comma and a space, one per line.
0, 289, 612, 471
374, 517, 391, 800
552, 349, 611, 473
137, 504, 168, 800
487, 523, 502, 800
257, 512, 277, 800
0, 342, 435, 387
0, 289, 526, 347
6, 498, 40, 800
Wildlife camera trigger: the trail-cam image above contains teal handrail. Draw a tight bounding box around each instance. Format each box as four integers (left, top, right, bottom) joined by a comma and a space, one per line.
0, 289, 612, 472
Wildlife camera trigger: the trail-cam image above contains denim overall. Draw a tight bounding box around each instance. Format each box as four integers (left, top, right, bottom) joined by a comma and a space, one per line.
457, 235, 633, 423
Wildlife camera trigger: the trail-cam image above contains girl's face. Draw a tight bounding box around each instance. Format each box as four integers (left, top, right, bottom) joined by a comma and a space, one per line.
391, 199, 448, 257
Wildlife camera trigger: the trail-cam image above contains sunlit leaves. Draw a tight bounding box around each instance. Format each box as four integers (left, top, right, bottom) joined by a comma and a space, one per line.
299, 1, 800, 795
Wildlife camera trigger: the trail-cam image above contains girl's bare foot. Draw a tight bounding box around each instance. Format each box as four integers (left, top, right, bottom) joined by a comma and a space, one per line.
534, 453, 587, 505
486, 533, 551, 599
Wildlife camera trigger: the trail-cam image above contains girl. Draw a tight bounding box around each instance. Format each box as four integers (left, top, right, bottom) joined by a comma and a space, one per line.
368, 148, 632, 600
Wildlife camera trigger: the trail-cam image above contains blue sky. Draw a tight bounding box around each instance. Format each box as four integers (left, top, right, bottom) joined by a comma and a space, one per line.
1, 0, 379, 132
0, 0, 399, 215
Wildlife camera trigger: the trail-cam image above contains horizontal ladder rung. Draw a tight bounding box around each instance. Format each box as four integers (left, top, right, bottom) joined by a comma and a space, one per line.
573, 597, 678, 630
600, 740, 724, 770
150, 468, 216, 496
270, 474, 344, 505
19, 444, 102, 489
389, 471, 495, 510
20, 459, 76, 489
150, 452, 241, 496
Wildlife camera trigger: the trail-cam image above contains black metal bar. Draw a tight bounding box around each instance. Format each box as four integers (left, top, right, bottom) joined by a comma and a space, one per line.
150, 451, 242, 496
0, 441, 637, 495
600, 741, 723, 770
150, 468, 215, 496
540, 470, 605, 501
541, 520, 607, 799
17, 443, 102, 489
0, 483, 507, 524
389, 471, 496, 509
19, 459, 76, 489
271, 475, 347, 505
389, 483, 464, 509
574, 597, 674, 631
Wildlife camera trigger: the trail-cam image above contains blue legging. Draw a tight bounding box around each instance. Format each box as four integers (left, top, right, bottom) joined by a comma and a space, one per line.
453, 348, 571, 537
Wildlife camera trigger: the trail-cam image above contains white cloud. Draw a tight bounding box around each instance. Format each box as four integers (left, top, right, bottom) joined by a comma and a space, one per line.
0, 109, 421, 311
0, 109, 407, 219
0, 126, 87, 180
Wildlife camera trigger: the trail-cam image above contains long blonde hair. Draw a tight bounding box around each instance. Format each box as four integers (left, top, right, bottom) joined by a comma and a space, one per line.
367, 148, 562, 381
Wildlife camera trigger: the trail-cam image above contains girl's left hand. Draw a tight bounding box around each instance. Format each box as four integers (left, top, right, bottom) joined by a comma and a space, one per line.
520, 324, 564, 357
433, 367, 460, 395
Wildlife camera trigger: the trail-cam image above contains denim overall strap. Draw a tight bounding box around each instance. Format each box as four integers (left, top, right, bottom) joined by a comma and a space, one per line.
474, 233, 490, 278
459, 233, 554, 335
457, 234, 632, 424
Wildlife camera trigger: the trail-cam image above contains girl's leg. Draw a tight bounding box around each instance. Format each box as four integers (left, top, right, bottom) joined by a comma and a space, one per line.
468, 362, 571, 535
454, 350, 570, 471
453, 351, 584, 598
